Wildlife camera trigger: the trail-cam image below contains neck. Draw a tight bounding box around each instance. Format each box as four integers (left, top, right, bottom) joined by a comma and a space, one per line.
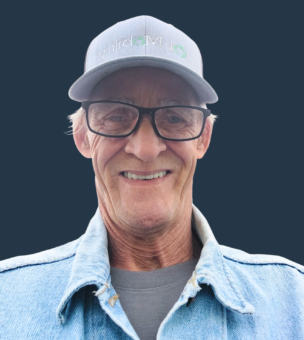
99, 201, 203, 272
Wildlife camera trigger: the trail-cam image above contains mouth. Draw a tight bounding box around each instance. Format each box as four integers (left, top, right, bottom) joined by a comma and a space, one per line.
120, 170, 171, 181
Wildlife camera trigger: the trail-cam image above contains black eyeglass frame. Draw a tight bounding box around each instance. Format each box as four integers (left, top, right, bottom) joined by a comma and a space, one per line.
81, 100, 212, 142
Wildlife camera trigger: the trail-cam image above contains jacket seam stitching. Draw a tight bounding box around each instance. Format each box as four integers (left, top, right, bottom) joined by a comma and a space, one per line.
0, 253, 76, 273
223, 255, 304, 274
220, 255, 247, 307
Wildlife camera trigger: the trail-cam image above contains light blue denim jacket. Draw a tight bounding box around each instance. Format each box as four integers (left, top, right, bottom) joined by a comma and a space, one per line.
1, 205, 303, 339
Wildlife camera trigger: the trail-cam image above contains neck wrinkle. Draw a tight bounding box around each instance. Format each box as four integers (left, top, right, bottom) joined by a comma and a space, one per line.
98, 198, 199, 272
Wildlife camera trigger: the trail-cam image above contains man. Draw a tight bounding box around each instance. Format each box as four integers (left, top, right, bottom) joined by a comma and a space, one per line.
0, 15, 303, 340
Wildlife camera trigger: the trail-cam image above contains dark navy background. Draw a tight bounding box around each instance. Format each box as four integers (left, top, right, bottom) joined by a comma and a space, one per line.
1, 1, 303, 264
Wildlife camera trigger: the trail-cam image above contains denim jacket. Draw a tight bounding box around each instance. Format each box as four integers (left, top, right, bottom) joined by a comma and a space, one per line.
1, 205, 303, 339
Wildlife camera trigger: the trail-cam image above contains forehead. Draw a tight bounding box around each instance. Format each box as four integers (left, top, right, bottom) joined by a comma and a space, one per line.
89, 66, 200, 104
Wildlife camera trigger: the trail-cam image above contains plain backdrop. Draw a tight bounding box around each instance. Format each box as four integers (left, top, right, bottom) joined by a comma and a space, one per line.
0, 1, 303, 264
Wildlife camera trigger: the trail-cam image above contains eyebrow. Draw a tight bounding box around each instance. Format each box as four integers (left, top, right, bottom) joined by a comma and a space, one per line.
105, 98, 185, 106
158, 99, 184, 106
106, 97, 134, 104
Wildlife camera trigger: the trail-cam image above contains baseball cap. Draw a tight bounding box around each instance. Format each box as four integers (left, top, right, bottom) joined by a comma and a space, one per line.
68, 15, 218, 104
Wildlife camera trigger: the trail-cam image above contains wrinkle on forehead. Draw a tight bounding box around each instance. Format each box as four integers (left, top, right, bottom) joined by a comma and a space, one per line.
88, 66, 201, 107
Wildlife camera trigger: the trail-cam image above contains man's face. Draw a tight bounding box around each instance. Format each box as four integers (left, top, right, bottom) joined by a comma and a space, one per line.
75, 66, 211, 232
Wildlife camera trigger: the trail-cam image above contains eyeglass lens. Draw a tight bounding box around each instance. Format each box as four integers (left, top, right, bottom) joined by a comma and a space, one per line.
87, 102, 205, 139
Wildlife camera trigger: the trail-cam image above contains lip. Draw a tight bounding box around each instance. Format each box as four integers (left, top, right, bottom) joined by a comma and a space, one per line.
119, 170, 172, 185
120, 169, 170, 176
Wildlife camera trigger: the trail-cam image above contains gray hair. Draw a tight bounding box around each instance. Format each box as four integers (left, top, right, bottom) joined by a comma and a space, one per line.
65, 105, 218, 136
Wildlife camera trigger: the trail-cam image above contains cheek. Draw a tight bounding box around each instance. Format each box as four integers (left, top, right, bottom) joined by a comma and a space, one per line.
167, 141, 198, 168
90, 137, 127, 176
165, 141, 198, 192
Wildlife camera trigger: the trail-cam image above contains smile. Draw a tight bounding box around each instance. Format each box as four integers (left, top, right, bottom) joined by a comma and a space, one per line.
122, 171, 169, 180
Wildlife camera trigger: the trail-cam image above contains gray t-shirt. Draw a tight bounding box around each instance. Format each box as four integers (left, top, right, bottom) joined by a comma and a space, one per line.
110, 258, 199, 340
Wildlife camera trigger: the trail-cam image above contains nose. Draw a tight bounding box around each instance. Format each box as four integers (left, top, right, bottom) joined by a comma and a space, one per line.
124, 115, 166, 162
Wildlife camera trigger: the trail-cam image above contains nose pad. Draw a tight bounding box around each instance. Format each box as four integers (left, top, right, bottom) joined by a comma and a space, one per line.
134, 112, 155, 134
124, 113, 166, 161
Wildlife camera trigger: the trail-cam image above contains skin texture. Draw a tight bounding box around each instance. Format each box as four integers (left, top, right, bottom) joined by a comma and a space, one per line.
74, 66, 213, 271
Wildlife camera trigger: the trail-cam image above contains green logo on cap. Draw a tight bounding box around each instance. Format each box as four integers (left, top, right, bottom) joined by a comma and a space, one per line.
133, 36, 146, 46
174, 45, 187, 58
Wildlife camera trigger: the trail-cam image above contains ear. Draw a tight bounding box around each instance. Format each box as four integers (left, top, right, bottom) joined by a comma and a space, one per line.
196, 118, 213, 159
73, 126, 92, 159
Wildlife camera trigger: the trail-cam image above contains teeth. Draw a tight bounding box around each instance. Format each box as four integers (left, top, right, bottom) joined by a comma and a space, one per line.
123, 171, 168, 180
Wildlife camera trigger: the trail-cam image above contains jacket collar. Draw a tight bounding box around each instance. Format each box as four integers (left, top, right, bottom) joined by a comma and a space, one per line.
56, 204, 254, 324
192, 205, 255, 314
56, 209, 110, 324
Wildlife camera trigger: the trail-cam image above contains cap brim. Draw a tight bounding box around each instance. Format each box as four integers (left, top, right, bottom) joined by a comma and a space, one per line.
68, 56, 218, 104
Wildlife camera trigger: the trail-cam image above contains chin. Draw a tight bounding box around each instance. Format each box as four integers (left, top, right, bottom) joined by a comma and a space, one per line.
121, 200, 174, 230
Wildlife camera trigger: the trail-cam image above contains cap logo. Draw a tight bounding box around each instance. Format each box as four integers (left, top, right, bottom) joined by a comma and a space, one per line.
172, 44, 187, 58
132, 36, 146, 46
132, 36, 162, 46
98, 35, 188, 62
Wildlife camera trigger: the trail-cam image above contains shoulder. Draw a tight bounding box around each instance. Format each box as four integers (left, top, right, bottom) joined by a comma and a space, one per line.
0, 236, 83, 275
217, 244, 304, 325
219, 244, 304, 299
0, 237, 84, 336
220, 244, 304, 274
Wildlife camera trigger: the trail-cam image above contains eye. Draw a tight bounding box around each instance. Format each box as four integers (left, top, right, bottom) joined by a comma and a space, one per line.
108, 115, 123, 122
167, 115, 183, 123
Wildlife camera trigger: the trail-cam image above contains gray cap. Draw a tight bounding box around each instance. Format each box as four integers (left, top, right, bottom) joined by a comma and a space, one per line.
68, 15, 218, 104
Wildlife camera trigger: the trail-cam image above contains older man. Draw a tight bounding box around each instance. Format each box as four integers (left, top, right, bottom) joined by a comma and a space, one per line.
1, 15, 304, 340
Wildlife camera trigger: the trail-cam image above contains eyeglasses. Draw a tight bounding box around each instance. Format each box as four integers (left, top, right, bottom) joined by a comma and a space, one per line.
81, 100, 212, 142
